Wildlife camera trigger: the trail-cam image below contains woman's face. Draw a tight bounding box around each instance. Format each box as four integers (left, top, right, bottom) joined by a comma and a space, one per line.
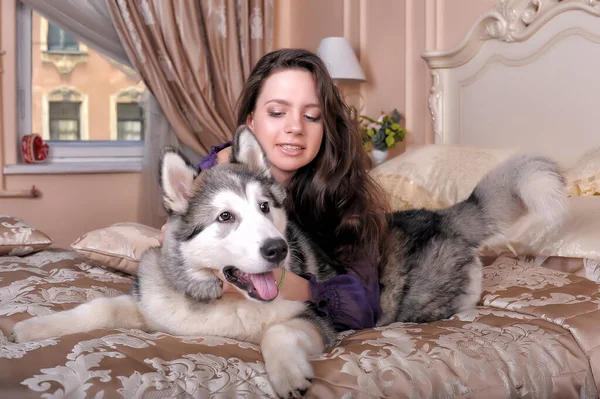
246, 69, 324, 186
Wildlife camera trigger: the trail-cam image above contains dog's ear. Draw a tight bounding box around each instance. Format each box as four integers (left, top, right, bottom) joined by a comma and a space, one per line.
159, 147, 198, 215
230, 125, 271, 177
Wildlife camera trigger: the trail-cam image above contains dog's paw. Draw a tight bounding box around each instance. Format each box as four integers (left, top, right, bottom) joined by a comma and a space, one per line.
10, 317, 57, 343
261, 319, 325, 398
264, 350, 313, 398
7, 330, 18, 343
10, 320, 37, 343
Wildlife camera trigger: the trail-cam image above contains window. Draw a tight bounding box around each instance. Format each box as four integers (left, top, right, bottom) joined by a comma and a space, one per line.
46, 22, 79, 53
111, 87, 145, 141
49, 101, 80, 140
117, 102, 144, 141
43, 87, 88, 141
14, 2, 146, 170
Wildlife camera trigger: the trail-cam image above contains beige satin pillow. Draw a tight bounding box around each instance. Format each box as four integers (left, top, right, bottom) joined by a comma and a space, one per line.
564, 146, 600, 197
0, 215, 53, 256
71, 222, 160, 275
371, 173, 445, 211
370, 144, 518, 211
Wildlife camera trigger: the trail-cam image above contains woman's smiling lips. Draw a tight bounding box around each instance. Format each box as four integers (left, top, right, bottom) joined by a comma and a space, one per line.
277, 143, 305, 156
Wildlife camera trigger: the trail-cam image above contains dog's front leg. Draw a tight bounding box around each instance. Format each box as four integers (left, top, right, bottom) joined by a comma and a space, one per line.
10, 295, 146, 343
261, 317, 324, 398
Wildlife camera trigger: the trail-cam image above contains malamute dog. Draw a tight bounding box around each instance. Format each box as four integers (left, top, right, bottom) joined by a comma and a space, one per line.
11, 126, 567, 398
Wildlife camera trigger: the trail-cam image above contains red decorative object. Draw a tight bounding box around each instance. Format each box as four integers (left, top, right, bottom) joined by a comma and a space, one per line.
21, 134, 49, 163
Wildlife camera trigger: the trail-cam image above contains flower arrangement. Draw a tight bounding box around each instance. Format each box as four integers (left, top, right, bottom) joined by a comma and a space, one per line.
359, 109, 406, 152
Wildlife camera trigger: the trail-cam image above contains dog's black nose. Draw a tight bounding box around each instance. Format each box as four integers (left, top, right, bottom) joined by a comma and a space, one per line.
260, 238, 288, 264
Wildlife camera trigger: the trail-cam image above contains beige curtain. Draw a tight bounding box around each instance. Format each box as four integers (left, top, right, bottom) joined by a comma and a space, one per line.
107, 0, 274, 156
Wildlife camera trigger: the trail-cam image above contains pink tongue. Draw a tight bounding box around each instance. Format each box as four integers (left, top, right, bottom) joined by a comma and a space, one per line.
249, 271, 278, 300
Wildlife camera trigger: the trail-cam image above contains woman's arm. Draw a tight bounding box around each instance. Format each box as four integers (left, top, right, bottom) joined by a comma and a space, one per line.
273, 258, 382, 331
308, 269, 381, 331
272, 268, 311, 301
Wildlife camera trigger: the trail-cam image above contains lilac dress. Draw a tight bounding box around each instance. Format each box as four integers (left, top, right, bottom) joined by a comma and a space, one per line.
199, 142, 382, 331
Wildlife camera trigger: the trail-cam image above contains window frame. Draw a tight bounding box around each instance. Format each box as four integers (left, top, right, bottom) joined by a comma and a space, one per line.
14, 1, 143, 171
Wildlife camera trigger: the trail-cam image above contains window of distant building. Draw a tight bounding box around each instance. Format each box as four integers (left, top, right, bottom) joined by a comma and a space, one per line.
117, 102, 144, 141
47, 22, 79, 53
110, 87, 145, 141
39, 16, 88, 75
49, 101, 80, 140
43, 87, 89, 141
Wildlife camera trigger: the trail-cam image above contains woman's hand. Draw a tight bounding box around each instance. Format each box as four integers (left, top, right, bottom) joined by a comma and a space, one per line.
158, 224, 164, 244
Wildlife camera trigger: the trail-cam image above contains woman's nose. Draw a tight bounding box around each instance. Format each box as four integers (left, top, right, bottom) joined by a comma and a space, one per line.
284, 113, 302, 134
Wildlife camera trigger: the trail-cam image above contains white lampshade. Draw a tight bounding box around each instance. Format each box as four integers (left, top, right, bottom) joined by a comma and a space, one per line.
316, 37, 366, 83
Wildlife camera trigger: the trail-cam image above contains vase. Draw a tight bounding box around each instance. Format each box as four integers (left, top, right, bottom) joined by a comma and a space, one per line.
371, 148, 389, 165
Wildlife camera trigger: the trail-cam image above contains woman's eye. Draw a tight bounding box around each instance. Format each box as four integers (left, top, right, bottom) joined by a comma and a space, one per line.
268, 111, 284, 118
305, 115, 321, 122
218, 212, 233, 222
260, 202, 270, 213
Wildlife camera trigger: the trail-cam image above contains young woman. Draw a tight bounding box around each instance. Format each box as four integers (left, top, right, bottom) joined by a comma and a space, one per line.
161, 48, 390, 331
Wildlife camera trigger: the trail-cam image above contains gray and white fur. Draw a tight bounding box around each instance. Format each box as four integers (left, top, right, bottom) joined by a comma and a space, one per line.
10, 126, 568, 398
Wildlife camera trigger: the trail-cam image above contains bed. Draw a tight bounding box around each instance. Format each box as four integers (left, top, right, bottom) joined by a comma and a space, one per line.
3, 0, 600, 397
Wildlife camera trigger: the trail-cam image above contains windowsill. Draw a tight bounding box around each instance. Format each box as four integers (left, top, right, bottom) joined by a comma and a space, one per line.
3, 161, 143, 175
43, 50, 87, 56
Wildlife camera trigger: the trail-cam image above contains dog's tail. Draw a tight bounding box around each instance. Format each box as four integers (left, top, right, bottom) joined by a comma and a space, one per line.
445, 153, 568, 248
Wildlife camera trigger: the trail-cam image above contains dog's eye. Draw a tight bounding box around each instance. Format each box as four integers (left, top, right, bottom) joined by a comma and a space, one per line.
260, 202, 270, 213
218, 212, 232, 222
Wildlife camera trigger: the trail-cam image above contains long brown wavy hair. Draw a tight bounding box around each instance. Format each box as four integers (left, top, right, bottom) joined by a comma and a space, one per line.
236, 48, 390, 263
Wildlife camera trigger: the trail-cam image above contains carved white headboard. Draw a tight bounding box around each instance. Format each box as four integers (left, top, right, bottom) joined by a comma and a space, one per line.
422, 0, 600, 169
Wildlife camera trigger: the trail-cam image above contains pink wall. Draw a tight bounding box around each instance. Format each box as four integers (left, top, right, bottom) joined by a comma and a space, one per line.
1, 0, 496, 249
2, 174, 140, 248
438, 0, 497, 49
275, 0, 345, 51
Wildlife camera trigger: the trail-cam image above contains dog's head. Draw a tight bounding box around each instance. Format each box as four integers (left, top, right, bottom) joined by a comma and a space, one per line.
159, 126, 288, 302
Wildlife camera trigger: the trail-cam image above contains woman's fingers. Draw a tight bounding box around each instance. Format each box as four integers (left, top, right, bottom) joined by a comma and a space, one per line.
158, 224, 166, 244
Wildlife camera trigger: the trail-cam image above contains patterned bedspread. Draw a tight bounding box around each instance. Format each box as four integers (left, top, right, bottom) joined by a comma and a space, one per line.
1, 249, 599, 398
